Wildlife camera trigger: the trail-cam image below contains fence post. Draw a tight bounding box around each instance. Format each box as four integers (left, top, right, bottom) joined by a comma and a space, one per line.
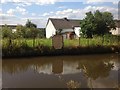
79, 37, 80, 46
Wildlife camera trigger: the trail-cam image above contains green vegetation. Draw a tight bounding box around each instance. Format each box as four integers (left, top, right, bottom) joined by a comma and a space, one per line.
66, 36, 119, 47
1, 11, 120, 58
2, 20, 45, 47
2, 35, 120, 58
80, 10, 116, 38
2, 35, 120, 48
2, 38, 52, 48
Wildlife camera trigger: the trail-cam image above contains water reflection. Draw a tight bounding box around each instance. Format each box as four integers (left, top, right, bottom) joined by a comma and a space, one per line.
2, 54, 119, 88
77, 60, 114, 80
76, 60, 116, 88
52, 60, 63, 74
66, 80, 81, 88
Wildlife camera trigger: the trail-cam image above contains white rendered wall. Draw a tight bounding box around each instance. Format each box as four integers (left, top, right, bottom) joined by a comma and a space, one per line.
46, 20, 56, 38
74, 27, 81, 37
110, 28, 120, 35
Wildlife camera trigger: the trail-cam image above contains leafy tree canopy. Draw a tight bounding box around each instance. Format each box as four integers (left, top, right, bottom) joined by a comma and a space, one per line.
25, 19, 37, 28
2, 24, 13, 38
80, 10, 116, 38
16, 19, 39, 38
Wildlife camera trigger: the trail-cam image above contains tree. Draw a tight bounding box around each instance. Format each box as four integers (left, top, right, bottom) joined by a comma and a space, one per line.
25, 19, 38, 47
94, 10, 116, 35
37, 28, 46, 38
80, 11, 96, 38
25, 19, 37, 28
80, 10, 116, 38
2, 25, 13, 47
16, 25, 25, 38
2, 24, 13, 38
30, 27, 39, 47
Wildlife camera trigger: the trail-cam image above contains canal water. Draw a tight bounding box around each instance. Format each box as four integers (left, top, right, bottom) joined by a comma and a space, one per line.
2, 54, 120, 88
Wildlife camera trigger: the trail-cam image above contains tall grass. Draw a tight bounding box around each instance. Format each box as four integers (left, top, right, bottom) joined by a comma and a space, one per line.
64, 35, 120, 47
2, 38, 52, 48
2, 35, 120, 48
2, 35, 120, 57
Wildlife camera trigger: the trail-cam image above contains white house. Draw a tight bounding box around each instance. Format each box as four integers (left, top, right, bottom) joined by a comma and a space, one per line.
46, 18, 81, 39
110, 20, 120, 35
46, 18, 120, 39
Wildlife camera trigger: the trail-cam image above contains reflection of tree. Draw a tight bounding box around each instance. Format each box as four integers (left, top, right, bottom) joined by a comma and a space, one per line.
77, 60, 114, 80
77, 60, 114, 89
3, 54, 116, 75
66, 80, 80, 89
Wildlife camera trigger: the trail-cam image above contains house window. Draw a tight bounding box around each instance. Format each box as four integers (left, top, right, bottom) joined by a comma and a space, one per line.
66, 32, 75, 39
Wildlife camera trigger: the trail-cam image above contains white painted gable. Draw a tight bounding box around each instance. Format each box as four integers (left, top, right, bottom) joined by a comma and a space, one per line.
110, 28, 120, 35
46, 20, 56, 38
74, 27, 81, 37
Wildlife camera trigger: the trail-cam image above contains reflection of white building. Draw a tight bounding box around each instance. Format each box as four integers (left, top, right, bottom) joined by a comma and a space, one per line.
31, 60, 119, 88
31, 59, 119, 76
31, 60, 81, 75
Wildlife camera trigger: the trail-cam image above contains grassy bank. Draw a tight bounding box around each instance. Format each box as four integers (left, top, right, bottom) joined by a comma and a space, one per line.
2, 35, 120, 58
2, 45, 120, 58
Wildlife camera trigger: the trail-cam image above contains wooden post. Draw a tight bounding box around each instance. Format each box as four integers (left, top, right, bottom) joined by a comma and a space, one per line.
79, 37, 80, 46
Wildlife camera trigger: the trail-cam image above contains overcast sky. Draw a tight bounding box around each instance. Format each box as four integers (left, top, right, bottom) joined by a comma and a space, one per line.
0, 0, 119, 28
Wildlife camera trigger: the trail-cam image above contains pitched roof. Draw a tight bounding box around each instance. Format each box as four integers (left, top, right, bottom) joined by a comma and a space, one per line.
49, 18, 81, 30
115, 20, 120, 28
48, 18, 120, 29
